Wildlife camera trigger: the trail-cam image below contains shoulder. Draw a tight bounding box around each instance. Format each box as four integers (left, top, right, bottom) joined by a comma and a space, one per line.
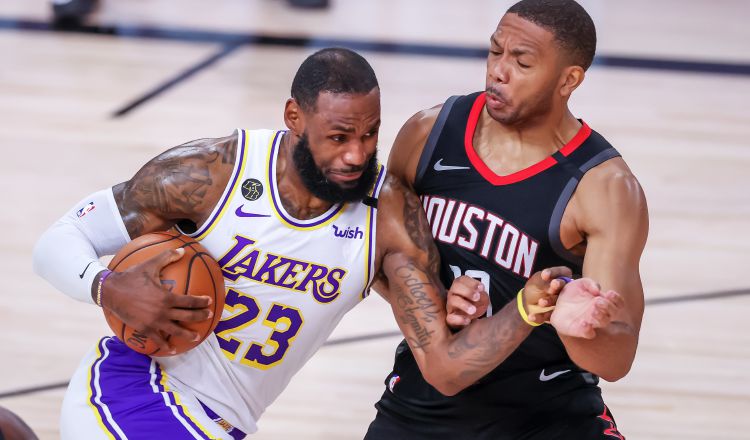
576, 157, 648, 235
581, 158, 643, 200
115, 132, 240, 233
387, 104, 443, 187
158, 132, 239, 166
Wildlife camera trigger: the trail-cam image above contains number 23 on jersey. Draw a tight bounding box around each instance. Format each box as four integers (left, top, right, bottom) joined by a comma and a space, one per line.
213, 288, 304, 370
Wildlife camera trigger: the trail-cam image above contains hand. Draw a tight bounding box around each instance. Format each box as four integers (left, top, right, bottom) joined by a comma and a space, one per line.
101, 248, 213, 354
521, 266, 573, 324
445, 276, 489, 330
550, 278, 625, 339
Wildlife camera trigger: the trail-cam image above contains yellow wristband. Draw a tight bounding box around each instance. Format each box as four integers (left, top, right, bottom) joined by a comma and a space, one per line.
517, 289, 542, 327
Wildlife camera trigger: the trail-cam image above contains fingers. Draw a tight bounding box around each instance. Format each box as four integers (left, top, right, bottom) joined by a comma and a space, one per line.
541, 266, 573, 282
546, 278, 567, 295
140, 328, 175, 355
171, 294, 212, 309
159, 320, 201, 345
449, 276, 485, 302
577, 278, 602, 294
446, 313, 471, 329
527, 311, 552, 325
151, 248, 185, 272
560, 278, 602, 299
448, 294, 478, 317
166, 307, 213, 324
447, 276, 488, 322
537, 293, 559, 308
602, 289, 625, 308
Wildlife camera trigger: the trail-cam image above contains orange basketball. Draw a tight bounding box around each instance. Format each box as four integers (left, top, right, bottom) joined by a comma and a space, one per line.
104, 231, 225, 356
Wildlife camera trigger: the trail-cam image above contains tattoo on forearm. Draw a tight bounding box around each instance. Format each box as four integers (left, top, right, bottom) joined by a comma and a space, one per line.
447, 303, 530, 381
392, 261, 441, 352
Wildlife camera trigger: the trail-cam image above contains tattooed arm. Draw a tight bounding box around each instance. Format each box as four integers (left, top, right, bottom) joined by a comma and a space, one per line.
100, 134, 238, 352
114, 135, 237, 236
375, 174, 555, 395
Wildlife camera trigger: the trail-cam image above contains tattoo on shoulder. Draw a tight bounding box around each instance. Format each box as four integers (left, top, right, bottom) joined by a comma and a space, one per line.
117, 135, 237, 236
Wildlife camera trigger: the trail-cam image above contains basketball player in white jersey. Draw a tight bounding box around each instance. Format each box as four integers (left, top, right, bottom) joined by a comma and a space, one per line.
33, 48, 623, 439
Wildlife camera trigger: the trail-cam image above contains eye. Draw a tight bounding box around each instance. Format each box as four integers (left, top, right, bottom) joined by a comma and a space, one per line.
330, 134, 346, 143
517, 60, 530, 68
489, 49, 501, 56
364, 130, 377, 138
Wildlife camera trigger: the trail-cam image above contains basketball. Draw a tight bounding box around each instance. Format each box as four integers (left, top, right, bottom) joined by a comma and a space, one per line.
104, 231, 225, 356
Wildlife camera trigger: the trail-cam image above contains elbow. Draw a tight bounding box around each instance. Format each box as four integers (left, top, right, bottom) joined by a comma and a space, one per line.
422, 370, 465, 397
594, 362, 633, 383
427, 379, 462, 397
599, 372, 624, 383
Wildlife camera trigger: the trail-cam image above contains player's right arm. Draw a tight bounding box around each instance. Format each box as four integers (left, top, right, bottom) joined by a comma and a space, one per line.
32, 133, 237, 353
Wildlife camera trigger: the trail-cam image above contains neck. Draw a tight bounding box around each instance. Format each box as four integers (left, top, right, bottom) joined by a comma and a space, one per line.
479, 106, 581, 154
276, 132, 334, 220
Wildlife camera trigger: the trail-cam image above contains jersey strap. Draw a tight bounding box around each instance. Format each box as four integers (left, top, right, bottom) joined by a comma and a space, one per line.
414, 95, 460, 187
548, 137, 621, 266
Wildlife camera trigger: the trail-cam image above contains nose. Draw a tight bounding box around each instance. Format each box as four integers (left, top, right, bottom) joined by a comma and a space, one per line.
341, 139, 368, 168
490, 55, 510, 84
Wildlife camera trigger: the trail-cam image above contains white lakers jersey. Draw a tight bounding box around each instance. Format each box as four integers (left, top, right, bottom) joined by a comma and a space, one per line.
160, 129, 385, 434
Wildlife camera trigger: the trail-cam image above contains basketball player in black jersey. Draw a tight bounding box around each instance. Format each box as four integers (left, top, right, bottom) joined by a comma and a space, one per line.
365, 1, 648, 439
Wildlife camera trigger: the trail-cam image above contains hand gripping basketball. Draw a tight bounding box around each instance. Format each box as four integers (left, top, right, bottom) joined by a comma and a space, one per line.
101, 231, 225, 356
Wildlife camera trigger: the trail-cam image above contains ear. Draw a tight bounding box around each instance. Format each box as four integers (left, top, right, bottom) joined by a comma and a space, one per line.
558, 66, 585, 98
284, 98, 305, 136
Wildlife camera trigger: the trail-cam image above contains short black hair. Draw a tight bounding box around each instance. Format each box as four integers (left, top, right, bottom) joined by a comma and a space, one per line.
291, 47, 379, 111
507, 0, 596, 70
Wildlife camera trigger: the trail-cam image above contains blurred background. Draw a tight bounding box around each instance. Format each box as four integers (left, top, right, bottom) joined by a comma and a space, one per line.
0, 1, 748, 438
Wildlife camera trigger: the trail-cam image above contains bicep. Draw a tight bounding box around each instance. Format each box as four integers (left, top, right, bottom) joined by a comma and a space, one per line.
580, 167, 648, 325
114, 135, 236, 237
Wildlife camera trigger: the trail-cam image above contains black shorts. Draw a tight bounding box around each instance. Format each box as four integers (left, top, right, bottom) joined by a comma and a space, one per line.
364, 399, 624, 440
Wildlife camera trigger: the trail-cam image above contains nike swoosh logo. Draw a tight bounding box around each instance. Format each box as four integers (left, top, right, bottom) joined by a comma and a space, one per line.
235, 206, 271, 218
78, 261, 94, 279
539, 369, 571, 382
433, 158, 470, 172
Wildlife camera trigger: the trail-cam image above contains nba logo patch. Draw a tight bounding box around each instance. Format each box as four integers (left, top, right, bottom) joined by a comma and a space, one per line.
76, 202, 95, 218
388, 375, 400, 392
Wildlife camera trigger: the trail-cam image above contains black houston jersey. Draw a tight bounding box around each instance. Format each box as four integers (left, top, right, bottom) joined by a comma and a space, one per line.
377, 92, 622, 424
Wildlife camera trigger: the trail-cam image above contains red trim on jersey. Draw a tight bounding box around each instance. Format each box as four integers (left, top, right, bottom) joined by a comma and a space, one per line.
559, 120, 592, 156
464, 92, 592, 186
598, 405, 625, 439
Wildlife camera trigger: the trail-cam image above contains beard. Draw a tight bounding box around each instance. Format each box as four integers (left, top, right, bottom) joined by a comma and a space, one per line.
292, 134, 379, 204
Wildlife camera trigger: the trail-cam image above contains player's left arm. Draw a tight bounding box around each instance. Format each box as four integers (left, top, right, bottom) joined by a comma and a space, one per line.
560, 158, 648, 381
373, 173, 573, 395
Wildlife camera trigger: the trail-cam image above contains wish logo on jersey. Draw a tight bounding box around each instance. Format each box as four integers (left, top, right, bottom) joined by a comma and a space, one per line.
332, 225, 364, 239
217, 235, 348, 304
421, 195, 538, 278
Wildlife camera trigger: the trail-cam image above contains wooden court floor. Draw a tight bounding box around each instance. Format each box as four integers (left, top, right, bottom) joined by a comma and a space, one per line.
0, 1, 749, 439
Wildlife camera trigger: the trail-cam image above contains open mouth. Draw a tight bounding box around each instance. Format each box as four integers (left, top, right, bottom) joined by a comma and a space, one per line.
486, 90, 508, 107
